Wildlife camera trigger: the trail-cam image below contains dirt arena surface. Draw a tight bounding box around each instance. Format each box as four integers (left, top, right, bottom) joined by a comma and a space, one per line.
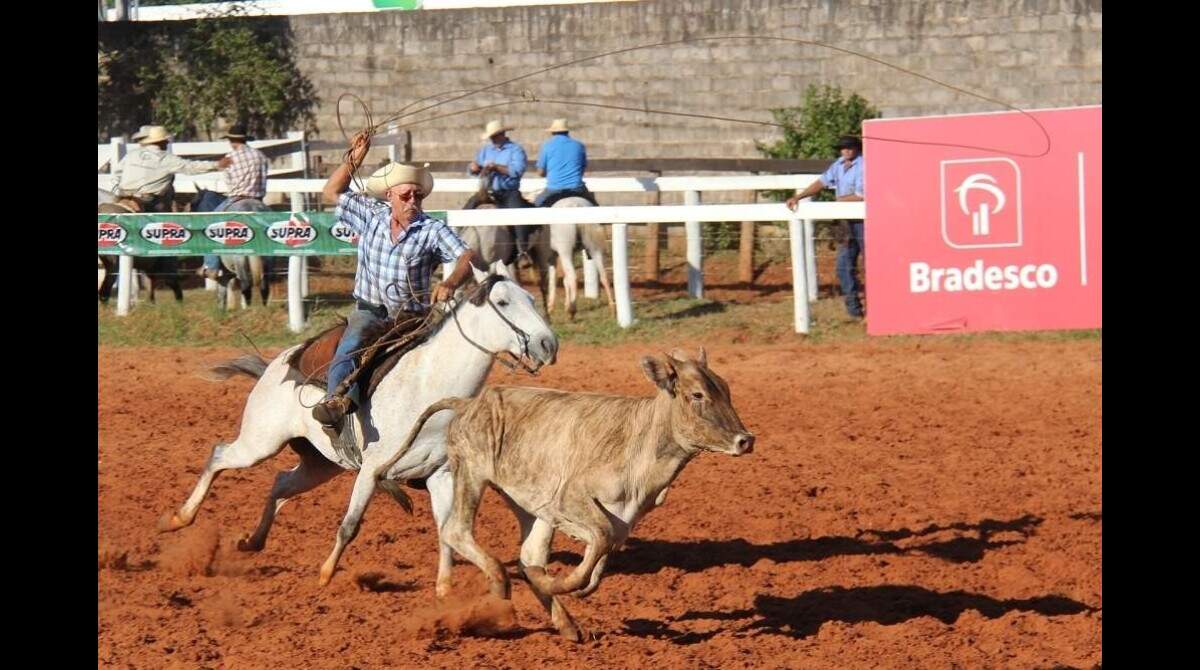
98, 336, 1101, 669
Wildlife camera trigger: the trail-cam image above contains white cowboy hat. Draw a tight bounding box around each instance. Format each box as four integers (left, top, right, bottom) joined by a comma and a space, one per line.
130, 125, 153, 141
138, 126, 172, 145
545, 118, 570, 133
480, 120, 514, 140
365, 162, 435, 200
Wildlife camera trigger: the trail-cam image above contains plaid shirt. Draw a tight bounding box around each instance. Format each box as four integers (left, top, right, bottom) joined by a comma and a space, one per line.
224, 144, 269, 199
335, 192, 469, 315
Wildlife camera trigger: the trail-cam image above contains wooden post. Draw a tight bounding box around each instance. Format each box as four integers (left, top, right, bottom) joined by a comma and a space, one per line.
583, 250, 599, 299
738, 180, 758, 283
643, 171, 661, 282
804, 219, 818, 301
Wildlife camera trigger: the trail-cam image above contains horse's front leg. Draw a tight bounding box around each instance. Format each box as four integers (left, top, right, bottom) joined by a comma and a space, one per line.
319, 467, 379, 586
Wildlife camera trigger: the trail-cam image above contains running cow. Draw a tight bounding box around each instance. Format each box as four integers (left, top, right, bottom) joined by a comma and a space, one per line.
390, 348, 754, 640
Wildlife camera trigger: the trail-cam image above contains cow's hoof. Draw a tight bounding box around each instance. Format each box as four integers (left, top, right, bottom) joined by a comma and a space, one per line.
557, 621, 583, 643
157, 512, 189, 532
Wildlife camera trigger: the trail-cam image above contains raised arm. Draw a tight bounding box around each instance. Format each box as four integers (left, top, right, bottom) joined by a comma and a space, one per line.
322, 131, 371, 205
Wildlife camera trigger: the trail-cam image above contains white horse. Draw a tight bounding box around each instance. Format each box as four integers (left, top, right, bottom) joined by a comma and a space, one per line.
158, 269, 559, 589
545, 197, 615, 320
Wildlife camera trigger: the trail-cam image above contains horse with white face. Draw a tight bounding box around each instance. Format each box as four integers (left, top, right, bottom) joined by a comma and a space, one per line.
158, 269, 558, 587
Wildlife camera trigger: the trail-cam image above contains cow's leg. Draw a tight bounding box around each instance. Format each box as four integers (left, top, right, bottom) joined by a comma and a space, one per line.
514, 512, 582, 642
442, 462, 510, 599
237, 439, 343, 552
531, 501, 613, 596
318, 468, 379, 586
159, 428, 292, 532
426, 464, 457, 598
573, 554, 609, 598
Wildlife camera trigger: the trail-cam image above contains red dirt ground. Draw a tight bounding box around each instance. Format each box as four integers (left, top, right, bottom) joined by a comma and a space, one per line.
98, 336, 1101, 669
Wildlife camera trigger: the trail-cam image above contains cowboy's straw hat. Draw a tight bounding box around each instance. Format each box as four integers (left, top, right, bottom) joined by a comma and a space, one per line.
480, 120, 514, 140
138, 126, 172, 145
545, 118, 570, 133
365, 162, 434, 200
130, 125, 153, 141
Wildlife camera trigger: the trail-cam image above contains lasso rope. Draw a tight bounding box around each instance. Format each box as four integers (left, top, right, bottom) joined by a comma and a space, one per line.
333, 33, 1053, 162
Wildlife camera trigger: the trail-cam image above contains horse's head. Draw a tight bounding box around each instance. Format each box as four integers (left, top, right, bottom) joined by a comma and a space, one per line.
453, 266, 558, 371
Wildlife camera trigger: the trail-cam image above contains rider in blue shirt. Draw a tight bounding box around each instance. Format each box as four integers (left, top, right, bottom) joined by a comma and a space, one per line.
467, 120, 533, 256
534, 118, 598, 208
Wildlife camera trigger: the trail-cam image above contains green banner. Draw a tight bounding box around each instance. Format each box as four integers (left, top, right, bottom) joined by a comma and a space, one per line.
97, 211, 448, 256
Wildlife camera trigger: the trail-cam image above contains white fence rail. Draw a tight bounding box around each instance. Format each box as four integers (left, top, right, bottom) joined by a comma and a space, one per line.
102, 200, 862, 335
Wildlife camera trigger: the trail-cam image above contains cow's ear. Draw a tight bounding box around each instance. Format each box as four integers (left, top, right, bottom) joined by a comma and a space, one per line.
641, 355, 676, 396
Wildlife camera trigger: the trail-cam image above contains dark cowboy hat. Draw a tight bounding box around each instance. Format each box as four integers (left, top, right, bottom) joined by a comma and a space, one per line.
834, 135, 863, 151
222, 124, 249, 140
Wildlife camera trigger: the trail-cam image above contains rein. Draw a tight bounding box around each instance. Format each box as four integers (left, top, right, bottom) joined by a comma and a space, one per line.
449, 277, 541, 374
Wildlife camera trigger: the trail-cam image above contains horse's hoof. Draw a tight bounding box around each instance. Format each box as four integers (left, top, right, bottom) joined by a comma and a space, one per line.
157, 512, 189, 532
236, 537, 263, 553
318, 562, 335, 587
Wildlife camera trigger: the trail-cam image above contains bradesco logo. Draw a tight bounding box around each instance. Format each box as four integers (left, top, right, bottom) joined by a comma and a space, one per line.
98, 222, 127, 247
912, 156, 1057, 294
940, 158, 1022, 249
330, 222, 359, 246
140, 221, 192, 247
267, 215, 317, 248
204, 220, 255, 247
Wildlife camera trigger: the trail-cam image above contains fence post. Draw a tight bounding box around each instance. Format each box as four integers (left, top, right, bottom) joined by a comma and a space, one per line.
116, 254, 134, 317
109, 136, 126, 179
288, 255, 305, 333
685, 189, 703, 298
789, 218, 811, 334
289, 131, 309, 299
612, 223, 634, 328
804, 219, 818, 301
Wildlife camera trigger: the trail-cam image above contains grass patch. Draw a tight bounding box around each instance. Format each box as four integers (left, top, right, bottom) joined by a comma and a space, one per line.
99, 288, 1099, 349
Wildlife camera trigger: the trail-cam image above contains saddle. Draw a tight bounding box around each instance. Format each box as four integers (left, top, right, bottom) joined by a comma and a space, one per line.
285, 309, 434, 401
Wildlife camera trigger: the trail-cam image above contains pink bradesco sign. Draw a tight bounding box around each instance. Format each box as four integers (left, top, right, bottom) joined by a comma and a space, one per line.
863, 106, 1101, 335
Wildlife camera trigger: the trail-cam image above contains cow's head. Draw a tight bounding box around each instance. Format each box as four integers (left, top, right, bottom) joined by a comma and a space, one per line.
641, 347, 755, 456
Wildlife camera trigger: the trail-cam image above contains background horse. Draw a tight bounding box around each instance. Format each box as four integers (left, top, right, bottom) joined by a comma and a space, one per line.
545, 196, 615, 320
97, 201, 184, 303
190, 189, 273, 310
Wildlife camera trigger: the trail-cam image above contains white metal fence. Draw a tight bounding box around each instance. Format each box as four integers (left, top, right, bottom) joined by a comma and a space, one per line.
100, 140, 861, 334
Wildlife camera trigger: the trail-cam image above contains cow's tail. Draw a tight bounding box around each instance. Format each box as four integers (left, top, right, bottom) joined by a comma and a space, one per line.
203, 354, 268, 381
376, 397, 470, 476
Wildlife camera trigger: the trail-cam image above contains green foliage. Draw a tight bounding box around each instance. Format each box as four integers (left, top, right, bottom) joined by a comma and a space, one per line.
98, 16, 317, 141
756, 84, 880, 204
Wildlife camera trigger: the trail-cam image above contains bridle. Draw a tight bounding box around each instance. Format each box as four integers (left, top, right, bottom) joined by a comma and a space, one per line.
447, 276, 543, 374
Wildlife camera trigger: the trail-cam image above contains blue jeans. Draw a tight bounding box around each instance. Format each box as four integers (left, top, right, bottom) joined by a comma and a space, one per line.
836, 221, 865, 317
204, 197, 266, 270
325, 307, 388, 404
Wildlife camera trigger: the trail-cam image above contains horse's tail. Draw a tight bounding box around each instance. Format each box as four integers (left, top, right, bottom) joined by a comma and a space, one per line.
204, 354, 268, 381
375, 397, 471, 476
